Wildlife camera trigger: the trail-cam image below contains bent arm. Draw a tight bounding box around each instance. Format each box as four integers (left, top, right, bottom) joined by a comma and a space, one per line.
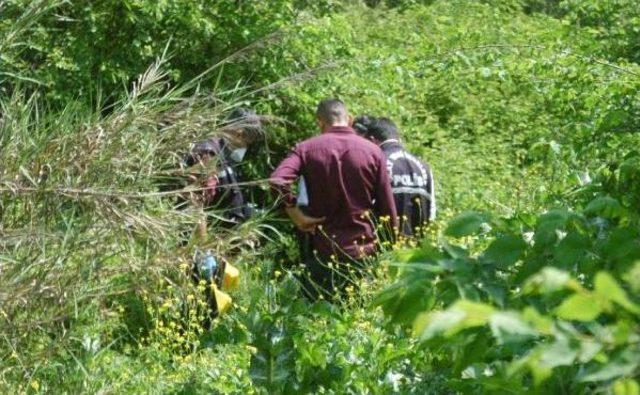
269, 146, 303, 208
285, 206, 325, 233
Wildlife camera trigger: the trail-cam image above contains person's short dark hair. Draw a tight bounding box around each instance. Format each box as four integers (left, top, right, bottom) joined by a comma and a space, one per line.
316, 99, 348, 125
370, 117, 399, 141
225, 107, 263, 143
353, 115, 377, 136
353, 116, 399, 142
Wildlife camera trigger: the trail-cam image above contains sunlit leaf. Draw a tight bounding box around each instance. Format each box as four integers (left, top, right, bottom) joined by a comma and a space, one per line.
413, 309, 466, 341
594, 272, 640, 314
579, 349, 640, 382
538, 339, 578, 369
523, 267, 582, 294
522, 307, 554, 334
413, 300, 495, 341
555, 292, 604, 321
613, 378, 640, 395
489, 311, 537, 344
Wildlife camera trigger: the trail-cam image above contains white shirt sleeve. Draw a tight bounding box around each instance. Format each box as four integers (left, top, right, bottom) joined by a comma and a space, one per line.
297, 176, 309, 207
428, 169, 436, 221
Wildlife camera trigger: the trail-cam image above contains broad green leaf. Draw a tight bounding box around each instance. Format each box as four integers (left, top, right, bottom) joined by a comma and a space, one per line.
594, 272, 640, 314
522, 307, 553, 334
579, 348, 640, 382
578, 341, 603, 365
441, 242, 470, 259
374, 276, 435, 325
538, 339, 578, 369
603, 227, 640, 263
534, 209, 570, 247
393, 247, 441, 264
445, 211, 490, 238
413, 309, 466, 341
585, 196, 624, 219
298, 342, 327, 369
483, 235, 527, 268
453, 300, 496, 327
413, 300, 495, 341
610, 321, 635, 346
530, 364, 553, 386
523, 267, 582, 294
554, 231, 590, 267
489, 312, 538, 344
520, 338, 578, 385
613, 379, 640, 395
624, 261, 640, 293
555, 292, 604, 321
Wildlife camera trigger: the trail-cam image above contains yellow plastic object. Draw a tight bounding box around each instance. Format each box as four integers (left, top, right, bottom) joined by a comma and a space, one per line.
212, 284, 232, 314
222, 263, 240, 291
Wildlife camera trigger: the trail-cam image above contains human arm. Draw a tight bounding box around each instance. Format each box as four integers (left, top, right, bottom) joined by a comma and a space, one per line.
285, 206, 325, 234
269, 145, 304, 208
270, 146, 324, 232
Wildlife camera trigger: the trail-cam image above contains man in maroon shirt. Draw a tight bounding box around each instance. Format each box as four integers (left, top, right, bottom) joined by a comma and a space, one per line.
270, 99, 398, 300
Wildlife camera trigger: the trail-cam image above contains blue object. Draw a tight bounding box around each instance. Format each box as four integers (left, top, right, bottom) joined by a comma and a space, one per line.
200, 250, 218, 280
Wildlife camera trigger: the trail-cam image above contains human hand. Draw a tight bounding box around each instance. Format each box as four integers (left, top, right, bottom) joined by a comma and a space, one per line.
285, 206, 325, 234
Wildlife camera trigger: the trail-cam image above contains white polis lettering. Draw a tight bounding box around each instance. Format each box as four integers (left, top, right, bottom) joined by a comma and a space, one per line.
388, 149, 430, 188
412, 173, 426, 187
394, 174, 416, 187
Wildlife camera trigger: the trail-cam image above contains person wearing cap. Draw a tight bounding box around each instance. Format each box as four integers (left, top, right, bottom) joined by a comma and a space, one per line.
270, 99, 398, 300
353, 116, 436, 237
176, 108, 263, 323
181, 107, 264, 239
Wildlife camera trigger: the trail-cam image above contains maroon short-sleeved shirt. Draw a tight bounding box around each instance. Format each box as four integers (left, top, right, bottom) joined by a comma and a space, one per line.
270, 126, 398, 260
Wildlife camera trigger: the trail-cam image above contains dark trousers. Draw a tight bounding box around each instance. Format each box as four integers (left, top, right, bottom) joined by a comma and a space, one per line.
297, 252, 366, 302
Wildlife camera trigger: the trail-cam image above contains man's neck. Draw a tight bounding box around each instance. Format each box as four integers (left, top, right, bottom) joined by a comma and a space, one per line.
321, 124, 351, 133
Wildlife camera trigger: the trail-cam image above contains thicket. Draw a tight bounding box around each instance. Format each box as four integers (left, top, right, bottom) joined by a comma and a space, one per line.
0, 0, 342, 103
1, 0, 639, 393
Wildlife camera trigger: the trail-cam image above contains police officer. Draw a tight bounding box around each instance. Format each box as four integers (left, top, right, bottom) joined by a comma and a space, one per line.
179, 108, 263, 322
354, 116, 436, 236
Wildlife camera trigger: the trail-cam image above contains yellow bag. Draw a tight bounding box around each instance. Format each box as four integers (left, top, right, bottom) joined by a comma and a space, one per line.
222, 263, 240, 291
212, 284, 232, 315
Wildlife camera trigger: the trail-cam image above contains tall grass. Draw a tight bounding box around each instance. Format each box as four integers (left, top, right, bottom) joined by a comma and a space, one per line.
0, 41, 284, 387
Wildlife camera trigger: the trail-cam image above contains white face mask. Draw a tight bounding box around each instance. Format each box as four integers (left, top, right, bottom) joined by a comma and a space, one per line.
229, 147, 247, 163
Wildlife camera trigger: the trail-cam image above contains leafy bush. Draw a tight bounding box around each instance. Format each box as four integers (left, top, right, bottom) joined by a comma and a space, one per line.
2, 0, 640, 393
378, 177, 640, 392
0, 0, 341, 103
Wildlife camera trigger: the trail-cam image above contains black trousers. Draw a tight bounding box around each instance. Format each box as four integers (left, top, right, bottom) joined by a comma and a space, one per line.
297, 252, 366, 302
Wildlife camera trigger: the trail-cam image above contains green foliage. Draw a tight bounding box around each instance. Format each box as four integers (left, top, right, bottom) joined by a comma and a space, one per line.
0, 0, 340, 103
2, 0, 640, 393
561, 0, 640, 63
380, 191, 640, 392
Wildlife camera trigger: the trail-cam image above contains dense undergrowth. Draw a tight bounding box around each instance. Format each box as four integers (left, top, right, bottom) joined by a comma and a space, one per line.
1, 0, 639, 393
